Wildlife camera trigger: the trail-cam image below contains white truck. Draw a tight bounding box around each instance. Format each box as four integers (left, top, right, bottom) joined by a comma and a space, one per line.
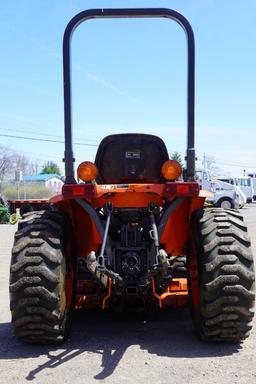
196, 169, 245, 209
218, 177, 247, 208
237, 177, 254, 203
247, 172, 256, 201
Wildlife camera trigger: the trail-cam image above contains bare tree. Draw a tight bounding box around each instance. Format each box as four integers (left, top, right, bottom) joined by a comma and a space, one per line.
27, 162, 40, 175
202, 153, 220, 176
0, 145, 15, 181
0, 145, 39, 181
13, 152, 39, 177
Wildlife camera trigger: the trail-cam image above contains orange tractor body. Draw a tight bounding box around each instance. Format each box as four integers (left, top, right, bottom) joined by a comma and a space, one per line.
50, 165, 204, 311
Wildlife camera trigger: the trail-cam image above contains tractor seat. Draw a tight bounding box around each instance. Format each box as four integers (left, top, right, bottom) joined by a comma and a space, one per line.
94, 133, 169, 184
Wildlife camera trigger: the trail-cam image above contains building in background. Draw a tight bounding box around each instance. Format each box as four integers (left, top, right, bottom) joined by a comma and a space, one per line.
22, 174, 63, 194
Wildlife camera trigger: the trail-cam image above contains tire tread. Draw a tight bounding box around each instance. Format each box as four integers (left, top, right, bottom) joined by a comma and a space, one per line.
9, 210, 68, 344
191, 207, 255, 341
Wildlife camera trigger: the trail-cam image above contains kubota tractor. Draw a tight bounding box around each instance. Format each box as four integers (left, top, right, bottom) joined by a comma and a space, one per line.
9, 8, 255, 344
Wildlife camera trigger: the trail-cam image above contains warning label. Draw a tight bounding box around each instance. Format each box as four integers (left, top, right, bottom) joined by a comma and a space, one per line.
125, 151, 141, 159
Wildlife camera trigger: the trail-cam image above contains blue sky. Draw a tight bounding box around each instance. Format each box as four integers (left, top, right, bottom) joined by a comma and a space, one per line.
0, 0, 255, 177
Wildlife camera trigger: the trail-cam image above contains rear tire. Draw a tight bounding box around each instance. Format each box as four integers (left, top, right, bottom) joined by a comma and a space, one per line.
189, 208, 255, 341
9, 210, 72, 344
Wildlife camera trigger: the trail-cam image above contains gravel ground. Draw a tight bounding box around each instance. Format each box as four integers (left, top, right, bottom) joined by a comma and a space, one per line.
0, 205, 256, 384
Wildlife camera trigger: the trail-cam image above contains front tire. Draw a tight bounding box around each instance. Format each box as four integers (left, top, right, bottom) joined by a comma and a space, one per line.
9, 210, 72, 344
189, 208, 255, 341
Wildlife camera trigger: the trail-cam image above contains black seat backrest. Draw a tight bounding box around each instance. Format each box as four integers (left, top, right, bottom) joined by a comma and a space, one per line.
95, 134, 169, 184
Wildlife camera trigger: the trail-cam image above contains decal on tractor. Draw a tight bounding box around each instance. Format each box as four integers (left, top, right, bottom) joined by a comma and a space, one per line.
125, 151, 141, 159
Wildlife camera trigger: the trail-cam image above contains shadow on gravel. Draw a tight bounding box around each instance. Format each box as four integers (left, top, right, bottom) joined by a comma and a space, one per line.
0, 308, 243, 381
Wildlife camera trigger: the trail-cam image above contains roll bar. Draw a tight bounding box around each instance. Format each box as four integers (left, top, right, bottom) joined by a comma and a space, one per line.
63, 8, 195, 183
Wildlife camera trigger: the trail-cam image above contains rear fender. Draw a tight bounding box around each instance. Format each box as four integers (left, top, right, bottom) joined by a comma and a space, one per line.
55, 199, 102, 257
159, 196, 205, 255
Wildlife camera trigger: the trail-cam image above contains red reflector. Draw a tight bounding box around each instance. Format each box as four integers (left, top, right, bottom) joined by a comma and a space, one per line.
73, 186, 85, 196
164, 182, 200, 197
62, 184, 95, 199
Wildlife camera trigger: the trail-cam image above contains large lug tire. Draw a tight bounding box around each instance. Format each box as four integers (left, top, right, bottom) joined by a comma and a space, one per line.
9, 210, 72, 344
189, 208, 255, 341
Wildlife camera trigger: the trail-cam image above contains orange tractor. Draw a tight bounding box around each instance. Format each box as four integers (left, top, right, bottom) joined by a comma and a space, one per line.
9, 8, 255, 343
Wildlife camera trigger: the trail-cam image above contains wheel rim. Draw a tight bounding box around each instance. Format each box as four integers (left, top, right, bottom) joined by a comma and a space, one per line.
220, 200, 232, 209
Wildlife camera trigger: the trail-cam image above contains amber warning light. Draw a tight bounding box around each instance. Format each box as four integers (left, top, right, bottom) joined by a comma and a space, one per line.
161, 160, 182, 181
77, 161, 98, 182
